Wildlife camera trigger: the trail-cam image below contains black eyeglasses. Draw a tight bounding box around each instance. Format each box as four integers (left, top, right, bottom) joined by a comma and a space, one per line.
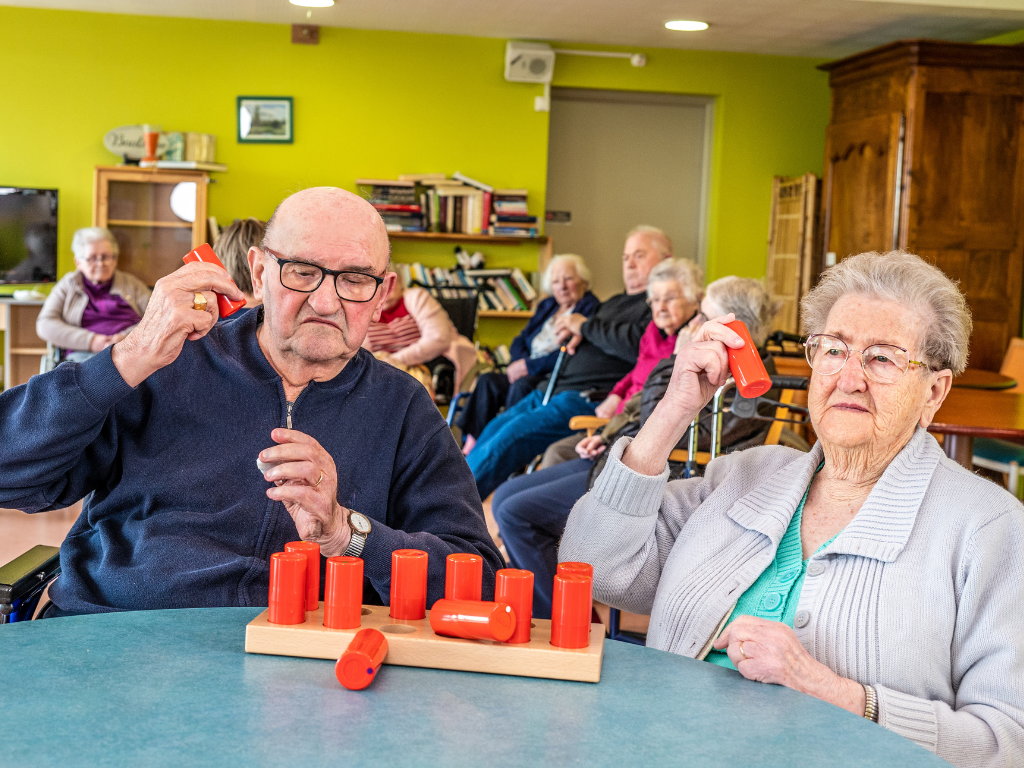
262, 247, 384, 303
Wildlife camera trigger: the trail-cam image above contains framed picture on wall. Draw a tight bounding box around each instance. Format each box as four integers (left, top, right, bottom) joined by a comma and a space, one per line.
237, 96, 293, 143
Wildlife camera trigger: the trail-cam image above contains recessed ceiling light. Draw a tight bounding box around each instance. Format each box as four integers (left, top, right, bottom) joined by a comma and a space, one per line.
665, 20, 709, 31
290, 0, 334, 7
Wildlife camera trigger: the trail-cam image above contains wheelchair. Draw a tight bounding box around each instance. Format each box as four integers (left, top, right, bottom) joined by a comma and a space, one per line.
0, 544, 61, 624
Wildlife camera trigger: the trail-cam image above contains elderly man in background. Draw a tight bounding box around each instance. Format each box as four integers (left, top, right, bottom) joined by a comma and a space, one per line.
561, 251, 1024, 766
467, 225, 672, 499
36, 227, 151, 362
0, 187, 503, 616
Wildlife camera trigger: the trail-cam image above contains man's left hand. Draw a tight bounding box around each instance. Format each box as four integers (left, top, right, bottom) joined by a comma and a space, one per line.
554, 312, 588, 340
260, 428, 352, 557
714, 615, 866, 716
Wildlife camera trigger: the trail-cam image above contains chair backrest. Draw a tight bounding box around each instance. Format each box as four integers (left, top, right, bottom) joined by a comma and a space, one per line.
1001, 338, 1024, 394
413, 283, 479, 340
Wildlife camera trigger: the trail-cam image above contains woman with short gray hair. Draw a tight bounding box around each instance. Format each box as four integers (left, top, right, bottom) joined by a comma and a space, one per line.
561, 251, 1023, 766
37, 227, 151, 359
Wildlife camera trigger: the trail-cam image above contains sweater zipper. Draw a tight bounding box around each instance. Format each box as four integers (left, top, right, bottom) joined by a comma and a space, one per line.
286, 401, 293, 429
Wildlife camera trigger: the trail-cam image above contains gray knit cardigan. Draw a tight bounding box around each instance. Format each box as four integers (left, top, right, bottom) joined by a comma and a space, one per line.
559, 427, 1024, 767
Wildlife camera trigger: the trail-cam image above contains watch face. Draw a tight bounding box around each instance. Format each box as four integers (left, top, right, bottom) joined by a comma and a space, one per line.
350, 512, 372, 535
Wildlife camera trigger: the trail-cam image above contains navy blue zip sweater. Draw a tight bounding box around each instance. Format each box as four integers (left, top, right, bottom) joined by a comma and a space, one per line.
0, 308, 504, 614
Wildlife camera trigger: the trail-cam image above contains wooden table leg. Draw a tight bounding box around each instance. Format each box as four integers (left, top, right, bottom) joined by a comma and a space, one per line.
943, 434, 974, 469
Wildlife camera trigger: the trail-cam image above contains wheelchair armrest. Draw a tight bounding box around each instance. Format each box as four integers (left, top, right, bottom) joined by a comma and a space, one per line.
569, 416, 610, 432
0, 545, 61, 618
668, 449, 711, 464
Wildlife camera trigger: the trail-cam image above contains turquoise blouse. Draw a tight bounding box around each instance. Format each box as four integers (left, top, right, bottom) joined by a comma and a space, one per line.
705, 466, 837, 670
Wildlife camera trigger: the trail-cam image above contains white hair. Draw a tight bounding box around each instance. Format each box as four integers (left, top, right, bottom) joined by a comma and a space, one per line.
542, 253, 591, 294
72, 227, 118, 260
647, 258, 704, 303
706, 276, 780, 347
800, 251, 972, 375
625, 225, 673, 257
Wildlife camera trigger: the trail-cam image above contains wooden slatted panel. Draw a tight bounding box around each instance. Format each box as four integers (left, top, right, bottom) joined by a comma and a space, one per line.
766, 173, 819, 333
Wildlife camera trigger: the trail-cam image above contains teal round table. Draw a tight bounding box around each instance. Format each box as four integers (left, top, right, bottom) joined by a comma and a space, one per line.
1, 608, 946, 767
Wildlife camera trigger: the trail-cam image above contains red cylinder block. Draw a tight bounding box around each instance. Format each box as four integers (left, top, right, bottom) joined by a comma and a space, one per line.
268, 552, 306, 625
324, 556, 363, 629
390, 549, 428, 620
445, 553, 483, 601
336, 628, 389, 691
182, 243, 247, 318
724, 319, 772, 399
285, 540, 321, 612
495, 569, 534, 644
429, 599, 516, 642
557, 562, 593, 580
550, 573, 592, 649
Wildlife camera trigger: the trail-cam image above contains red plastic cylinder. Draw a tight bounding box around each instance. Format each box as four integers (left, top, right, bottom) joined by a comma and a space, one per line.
495, 569, 534, 644
285, 540, 320, 612
724, 319, 772, 398
335, 628, 388, 691
324, 556, 363, 629
182, 243, 247, 318
445, 553, 483, 601
268, 552, 306, 625
429, 599, 516, 642
550, 573, 592, 649
557, 562, 594, 579
390, 549, 428, 620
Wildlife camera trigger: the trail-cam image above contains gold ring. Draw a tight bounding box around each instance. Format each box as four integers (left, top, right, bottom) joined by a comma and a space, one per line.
314, 469, 324, 487
193, 292, 208, 312
739, 640, 749, 660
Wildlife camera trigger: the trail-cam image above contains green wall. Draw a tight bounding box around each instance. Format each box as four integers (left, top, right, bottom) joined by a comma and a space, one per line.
0, 6, 830, 345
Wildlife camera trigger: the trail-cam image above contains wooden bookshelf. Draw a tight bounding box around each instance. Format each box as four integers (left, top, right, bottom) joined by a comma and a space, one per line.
388, 232, 547, 246
478, 310, 534, 319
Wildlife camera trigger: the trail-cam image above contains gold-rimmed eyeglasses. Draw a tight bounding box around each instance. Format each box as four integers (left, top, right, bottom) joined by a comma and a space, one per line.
804, 333, 931, 384
262, 247, 384, 303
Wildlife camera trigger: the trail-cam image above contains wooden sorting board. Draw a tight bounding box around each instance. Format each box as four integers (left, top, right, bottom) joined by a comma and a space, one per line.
245, 604, 605, 683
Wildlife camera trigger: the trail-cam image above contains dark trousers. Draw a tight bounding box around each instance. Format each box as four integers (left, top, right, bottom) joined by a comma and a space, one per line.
457, 371, 540, 439
491, 458, 592, 620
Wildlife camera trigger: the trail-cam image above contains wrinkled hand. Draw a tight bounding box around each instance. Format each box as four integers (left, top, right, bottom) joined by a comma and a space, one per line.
506, 358, 529, 383
554, 313, 588, 355
89, 333, 119, 352
594, 394, 621, 419
260, 428, 352, 557
110, 262, 244, 387
659, 313, 743, 424
575, 434, 607, 460
713, 615, 866, 716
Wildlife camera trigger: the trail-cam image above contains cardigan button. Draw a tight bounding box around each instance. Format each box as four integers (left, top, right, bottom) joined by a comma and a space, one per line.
807, 562, 826, 577
761, 593, 782, 611
794, 610, 810, 628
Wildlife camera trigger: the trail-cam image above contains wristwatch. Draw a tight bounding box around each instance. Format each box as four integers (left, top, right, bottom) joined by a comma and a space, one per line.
343, 510, 372, 558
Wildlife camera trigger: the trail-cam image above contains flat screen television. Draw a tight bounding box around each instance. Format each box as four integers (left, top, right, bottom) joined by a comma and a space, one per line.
0, 186, 58, 285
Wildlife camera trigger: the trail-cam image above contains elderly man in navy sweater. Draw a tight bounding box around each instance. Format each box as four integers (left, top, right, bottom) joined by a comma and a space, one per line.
0, 187, 504, 616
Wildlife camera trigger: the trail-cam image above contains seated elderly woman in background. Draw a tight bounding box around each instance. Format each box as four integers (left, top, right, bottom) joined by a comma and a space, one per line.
458, 254, 599, 454
492, 257, 702, 619
560, 251, 1023, 766
362, 277, 477, 398
214, 217, 266, 309
36, 227, 151, 362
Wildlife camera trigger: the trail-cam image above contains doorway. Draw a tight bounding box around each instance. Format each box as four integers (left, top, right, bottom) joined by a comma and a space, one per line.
545, 88, 714, 299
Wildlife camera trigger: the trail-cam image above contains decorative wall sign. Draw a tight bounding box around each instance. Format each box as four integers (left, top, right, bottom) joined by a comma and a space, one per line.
103, 125, 169, 160
237, 97, 294, 143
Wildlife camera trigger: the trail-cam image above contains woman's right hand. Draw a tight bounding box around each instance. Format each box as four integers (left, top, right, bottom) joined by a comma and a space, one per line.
506, 358, 529, 383
576, 435, 607, 460
89, 333, 117, 352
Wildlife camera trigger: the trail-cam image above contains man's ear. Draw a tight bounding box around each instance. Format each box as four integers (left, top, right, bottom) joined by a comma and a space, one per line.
249, 247, 265, 302
371, 272, 399, 323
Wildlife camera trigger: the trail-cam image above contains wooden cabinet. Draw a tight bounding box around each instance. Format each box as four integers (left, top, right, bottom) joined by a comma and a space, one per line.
820, 41, 1024, 370
93, 166, 209, 286
0, 299, 46, 389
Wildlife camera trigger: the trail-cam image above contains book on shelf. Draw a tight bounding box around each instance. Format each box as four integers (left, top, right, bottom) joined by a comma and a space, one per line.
395, 262, 536, 313
356, 178, 424, 231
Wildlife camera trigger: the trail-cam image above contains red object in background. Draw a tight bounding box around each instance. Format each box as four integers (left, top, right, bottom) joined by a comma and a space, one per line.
557, 562, 593, 580
324, 556, 363, 629
429, 599, 516, 642
268, 552, 306, 625
724, 319, 772, 398
285, 541, 321, 612
495, 569, 534, 644
182, 243, 247, 318
444, 553, 483, 601
550, 573, 592, 649
390, 549, 428, 620
336, 628, 388, 691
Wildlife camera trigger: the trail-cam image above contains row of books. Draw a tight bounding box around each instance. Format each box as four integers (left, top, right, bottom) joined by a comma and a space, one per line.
393, 263, 538, 312
355, 173, 539, 237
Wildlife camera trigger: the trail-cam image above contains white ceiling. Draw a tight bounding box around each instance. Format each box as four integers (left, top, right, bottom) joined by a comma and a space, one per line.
5, 0, 1024, 57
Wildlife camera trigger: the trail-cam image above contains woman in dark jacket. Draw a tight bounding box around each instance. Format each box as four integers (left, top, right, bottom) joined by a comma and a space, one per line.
458, 254, 599, 453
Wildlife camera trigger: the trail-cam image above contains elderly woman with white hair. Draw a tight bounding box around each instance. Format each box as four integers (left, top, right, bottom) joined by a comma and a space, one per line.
36, 227, 151, 361
457, 254, 599, 453
560, 251, 1024, 767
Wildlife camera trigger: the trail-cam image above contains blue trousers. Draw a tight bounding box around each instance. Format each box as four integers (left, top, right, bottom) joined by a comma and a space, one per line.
491, 458, 592, 619
467, 389, 596, 499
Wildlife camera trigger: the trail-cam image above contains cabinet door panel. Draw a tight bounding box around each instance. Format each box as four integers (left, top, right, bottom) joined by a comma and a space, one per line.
822, 114, 902, 262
